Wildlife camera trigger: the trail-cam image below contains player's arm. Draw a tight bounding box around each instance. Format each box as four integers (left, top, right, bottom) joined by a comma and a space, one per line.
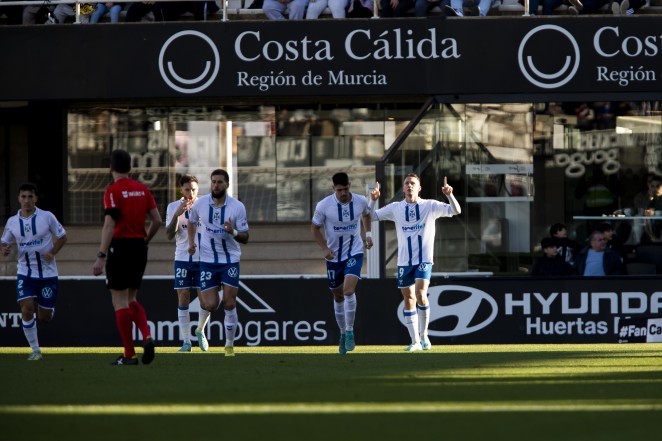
165, 205, 179, 241
1, 241, 12, 257
311, 223, 335, 260
187, 214, 198, 255
44, 234, 67, 262
145, 207, 162, 244
441, 176, 461, 215
223, 218, 249, 245
361, 212, 373, 250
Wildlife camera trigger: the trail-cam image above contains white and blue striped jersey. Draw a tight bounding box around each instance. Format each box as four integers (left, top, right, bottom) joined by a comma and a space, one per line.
312, 192, 370, 262
1, 208, 66, 279
188, 193, 248, 264
166, 198, 200, 262
374, 199, 455, 266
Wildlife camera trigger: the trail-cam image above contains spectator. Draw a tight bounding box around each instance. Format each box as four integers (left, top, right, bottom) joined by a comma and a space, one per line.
307, 0, 348, 18
550, 223, 580, 266
90, 2, 124, 23
574, 231, 624, 276
567, 0, 608, 14
263, 0, 309, 19
610, 0, 646, 14
445, 0, 493, 16
530, 237, 573, 276
126, 1, 217, 22
380, 0, 446, 17
644, 176, 662, 241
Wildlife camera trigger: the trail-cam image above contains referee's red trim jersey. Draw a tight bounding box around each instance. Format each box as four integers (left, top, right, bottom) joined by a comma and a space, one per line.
104, 178, 157, 239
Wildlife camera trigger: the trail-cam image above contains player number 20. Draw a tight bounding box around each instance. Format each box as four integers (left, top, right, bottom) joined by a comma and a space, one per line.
175, 268, 188, 278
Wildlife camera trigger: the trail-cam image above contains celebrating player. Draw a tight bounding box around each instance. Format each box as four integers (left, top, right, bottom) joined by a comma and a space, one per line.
1, 183, 67, 361
369, 174, 460, 351
311, 172, 373, 355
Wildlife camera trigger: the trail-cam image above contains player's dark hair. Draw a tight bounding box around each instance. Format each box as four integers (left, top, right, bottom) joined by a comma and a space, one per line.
211, 168, 229, 182
110, 149, 131, 174
596, 222, 613, 233
332, 172, 349, 187
540, 237, 555, 249
18, 182, 38, 195
179, 174, 199, 187
405, 173, 420, 182
549, 223, 566, 236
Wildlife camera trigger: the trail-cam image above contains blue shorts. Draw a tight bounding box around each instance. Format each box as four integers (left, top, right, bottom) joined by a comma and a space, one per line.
16, 275, 58, 310
199, 262, 240, 291
174, 260, 200, 290
326, 254, 363, 290
397, 262, 432, 288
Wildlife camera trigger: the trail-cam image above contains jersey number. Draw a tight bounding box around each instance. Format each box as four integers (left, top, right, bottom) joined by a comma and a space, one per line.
327, 270, 335, 280
176, 268, 188, 278
201, 271, 213, 281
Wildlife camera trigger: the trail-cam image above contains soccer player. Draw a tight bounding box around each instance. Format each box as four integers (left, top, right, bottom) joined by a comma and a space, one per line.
187, 168, 249, 357
311, 172, 373, 355
165, 174, 209, 353
1, 183, 67, 361
369, 174, 460, 352
92, 149, 162, 366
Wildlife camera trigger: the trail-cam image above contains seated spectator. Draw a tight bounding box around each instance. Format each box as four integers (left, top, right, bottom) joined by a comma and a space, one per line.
307, 0, 348, 18
263, 0, 309, 19
550, 222, 580, 266
127, 1, 217, 22
444, 0, 493, 16
574, 231, 624, 276
610, 0, 647, 14
23, 2, 92, 24
596, 221, 628, 259
346, 0, 374, 16
567, 0, 608, 14
380, 0, 446, 17
90, 2, 124, 23
530, 237, 574, 276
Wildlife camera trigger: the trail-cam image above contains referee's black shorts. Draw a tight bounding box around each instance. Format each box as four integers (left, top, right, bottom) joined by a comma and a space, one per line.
106, 238, 148, 291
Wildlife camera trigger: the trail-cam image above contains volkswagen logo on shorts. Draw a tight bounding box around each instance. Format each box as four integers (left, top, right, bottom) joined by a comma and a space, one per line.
159, 30, 220, 94
518, 25, 580, 89
228, 267, 239, 279
398, 285, 497, 336
42, 287, 54, 299
418, 263, 428, 272
347, 258, 357, 268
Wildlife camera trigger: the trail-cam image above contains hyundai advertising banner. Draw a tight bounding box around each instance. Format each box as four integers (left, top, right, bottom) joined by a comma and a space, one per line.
1, 277, 661, 347
0, 18, 661, 101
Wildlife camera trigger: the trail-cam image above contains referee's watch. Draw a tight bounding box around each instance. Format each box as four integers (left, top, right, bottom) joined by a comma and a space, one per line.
97, 251, 107, 258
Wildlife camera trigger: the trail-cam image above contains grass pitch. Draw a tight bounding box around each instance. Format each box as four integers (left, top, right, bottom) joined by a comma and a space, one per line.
1, 344, 661, 441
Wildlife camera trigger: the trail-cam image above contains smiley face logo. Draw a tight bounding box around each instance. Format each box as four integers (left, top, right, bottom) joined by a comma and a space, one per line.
518, 25, 580, 89
159, 30, 220, 94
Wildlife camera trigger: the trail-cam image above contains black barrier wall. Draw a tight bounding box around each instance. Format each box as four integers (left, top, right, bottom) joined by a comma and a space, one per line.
1, 277, 661, 347
0, 18, 661, 101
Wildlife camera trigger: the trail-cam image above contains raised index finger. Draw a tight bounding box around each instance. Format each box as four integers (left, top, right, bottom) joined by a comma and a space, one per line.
443, 176, 448, 186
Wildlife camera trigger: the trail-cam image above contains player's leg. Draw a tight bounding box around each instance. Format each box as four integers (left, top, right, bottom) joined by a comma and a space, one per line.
110, 288, 138, 364
196, 287, 219, 352
19, 294, 41, 360
221, 283, 239, 357
342, 275, 360, 352
331, 287, 346, 354
177, 288, 192, 352
414, 264, 432, 350
398, 265, 421, 351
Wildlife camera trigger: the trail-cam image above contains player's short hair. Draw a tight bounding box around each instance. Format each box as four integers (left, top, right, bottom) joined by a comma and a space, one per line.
179, 174, 199, 187
549, 223, 566, 236
332, 172, 349, 187
110, 149, 132, 174
18, 182, 38, 195
404, 173, 420, 183
211, 168, 229, 182
541, 237, 555, 249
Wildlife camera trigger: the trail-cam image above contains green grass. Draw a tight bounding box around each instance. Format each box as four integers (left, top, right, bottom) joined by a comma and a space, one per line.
2, 344, 661, 441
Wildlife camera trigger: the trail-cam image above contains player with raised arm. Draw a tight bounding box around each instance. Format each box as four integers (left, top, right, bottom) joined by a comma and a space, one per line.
369, 174, 461, 351
165, 174, 209, 353
1, 183, 67, 361
187, 169, 249, 357
311, 172, 373, 355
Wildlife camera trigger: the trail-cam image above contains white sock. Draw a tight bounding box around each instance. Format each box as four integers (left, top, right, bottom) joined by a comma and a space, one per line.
344, 293, 357, 332
196, 308, 211, 334
403, 309, 420, 345
178, 306, 190, 343
333, 300, 346, 334
22, 318, 40, 352
224, 307, 238, 347
417, 303, 430, 340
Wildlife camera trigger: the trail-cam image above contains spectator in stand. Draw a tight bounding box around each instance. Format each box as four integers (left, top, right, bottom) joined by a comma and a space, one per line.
611, 0, 645, 14
23, 2, 92, 23
550, 223, 580, 266
644, 176, 662, 242
444, 0, 493, 16
530, 237, 573, 276
263, 0, 309, 19
380, 0, 447, 17
126, 1, 217, 21
90, 2, 124, 23
596, 222, 627, 260
574, 231, 624, 276
566, 0, 609, 14
306, 0, 348, 18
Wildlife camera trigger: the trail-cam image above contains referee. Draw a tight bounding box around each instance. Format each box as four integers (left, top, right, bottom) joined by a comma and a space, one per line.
93, 149, 163, 365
